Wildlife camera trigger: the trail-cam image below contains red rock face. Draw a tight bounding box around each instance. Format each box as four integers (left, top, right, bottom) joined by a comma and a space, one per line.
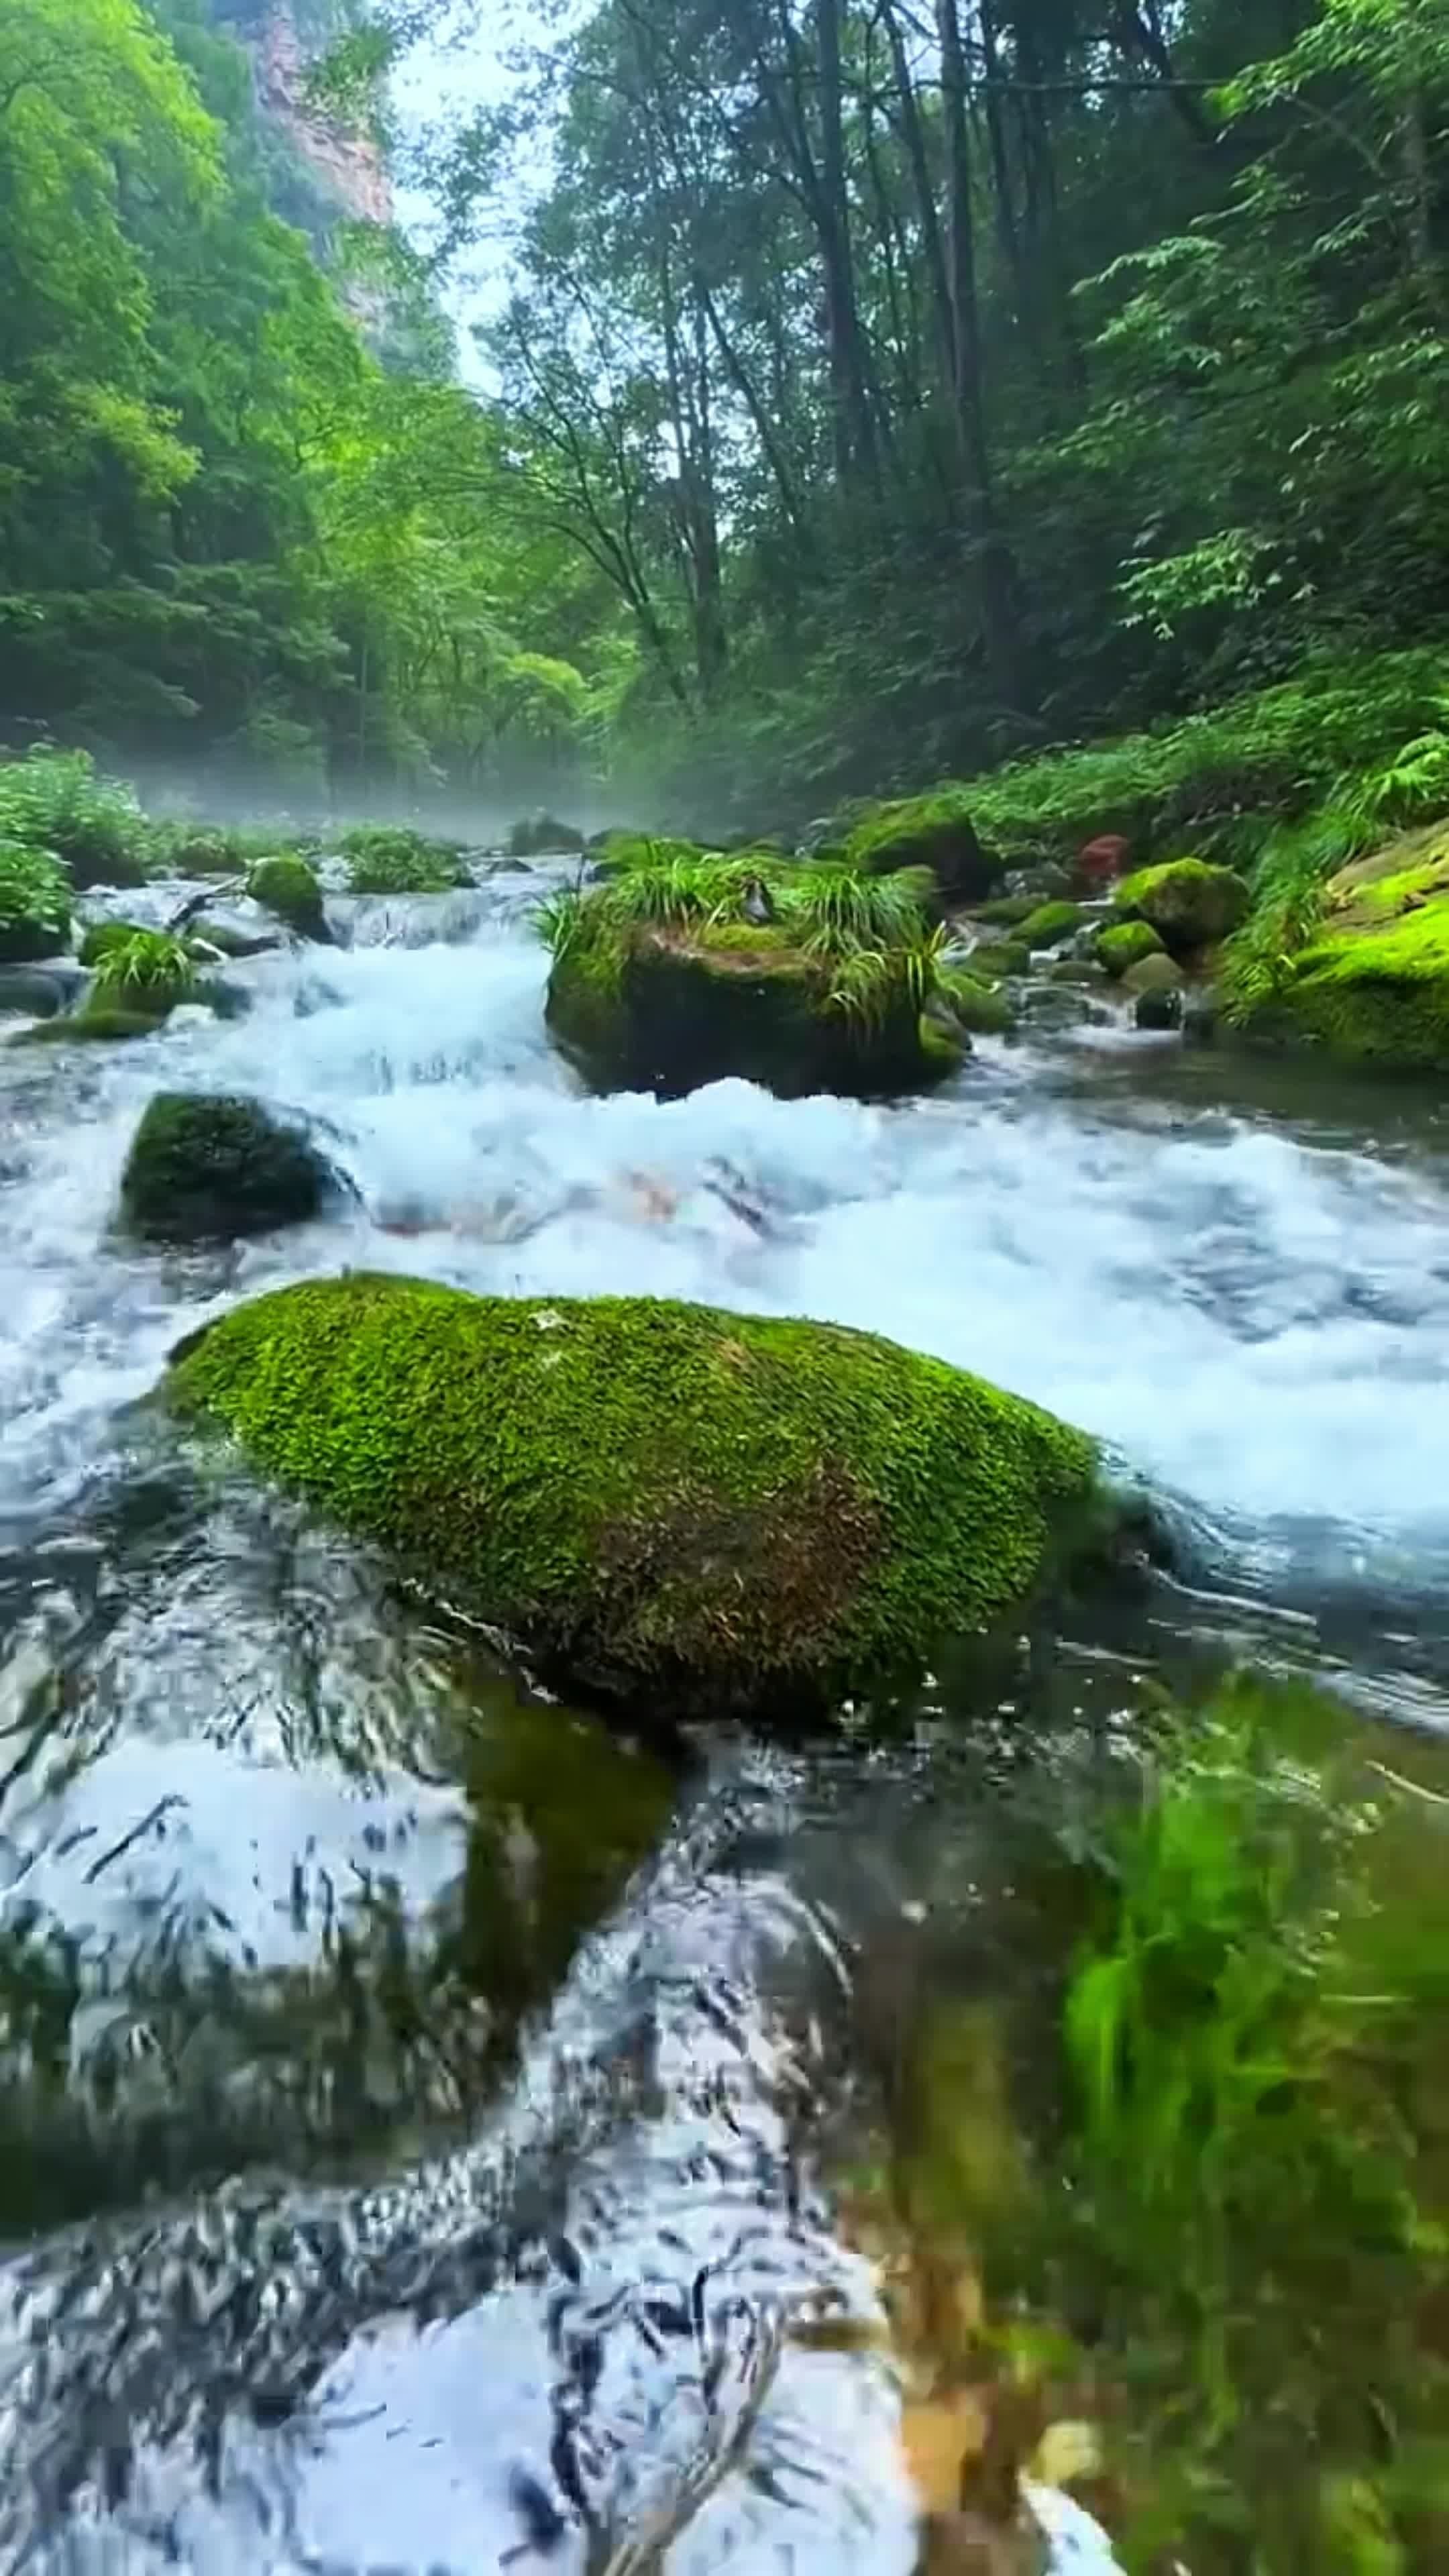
256, 3, 392, 227
1077, 834, 1133, 889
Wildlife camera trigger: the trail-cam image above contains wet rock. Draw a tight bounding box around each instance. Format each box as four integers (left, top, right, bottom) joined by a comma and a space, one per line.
1112, 859, 1250, 955
1046, 957, 1104, 987
935, 967, 1014, 1036
1093, 920, 1164, 980
162, 1276, 1116, 1725
1182, 994, 1220, 1046
9, 1007, 160, 1046
508, 812, 586, 859
1075, 834, 1134, 892
0, 965, 73, 1017
1122, 951, 1185, 1002
973, 941, 1030, 982
1016, 902, 1084, 954
246, 853, 331, 942
1133, 984, 1183, 1032
120, 1091, 349, 1242
189, 916, 282, 959
845, 794, 999, 901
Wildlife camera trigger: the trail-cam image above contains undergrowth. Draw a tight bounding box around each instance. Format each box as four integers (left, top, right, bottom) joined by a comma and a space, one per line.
0, 749, 150, 888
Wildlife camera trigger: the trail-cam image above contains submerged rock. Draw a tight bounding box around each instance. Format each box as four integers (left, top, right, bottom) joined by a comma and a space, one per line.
1113, 859, 1250, 955
121, 1091, 347, 1242
162, 1276, 1114, 1723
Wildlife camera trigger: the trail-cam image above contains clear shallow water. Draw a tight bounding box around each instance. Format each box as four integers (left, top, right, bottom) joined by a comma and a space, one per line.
3, 867, 1449, 2570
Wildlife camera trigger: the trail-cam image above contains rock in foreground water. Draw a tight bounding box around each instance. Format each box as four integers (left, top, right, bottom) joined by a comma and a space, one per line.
163, 1277, 1110, 1722
122, 1091, 347, 1242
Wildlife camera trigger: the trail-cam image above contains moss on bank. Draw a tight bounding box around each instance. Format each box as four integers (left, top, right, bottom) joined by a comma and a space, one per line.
163, 1275, 1107, 1722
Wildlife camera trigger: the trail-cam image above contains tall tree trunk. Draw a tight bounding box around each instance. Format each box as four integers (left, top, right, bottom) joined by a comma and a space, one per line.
812, 0, 881, 489
879, 0, 957, 398
936, 0, 1020, 704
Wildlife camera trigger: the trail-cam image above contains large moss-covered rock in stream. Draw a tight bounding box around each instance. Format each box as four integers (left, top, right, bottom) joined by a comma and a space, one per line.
845, 792, 1000, 900
1016, 900, 1085, 953
1114, 859, 1250, 954
1094, 919, 1165, 979
246, 853, 331, 941
1232, 827, 1449, 1072
162, 1276, 1114, 1723
121, 1093, 348, 1242
548, 915, 958, 1099
0, 841, 71, 963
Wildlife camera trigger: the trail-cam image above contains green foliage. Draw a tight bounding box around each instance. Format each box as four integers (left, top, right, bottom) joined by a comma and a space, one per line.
162, 1273, 1104, 1720
89, 929, 197, 1012
0, 841, 72, 963
0, 753, 149, 888
340, 825, 470, 894
1053, 1674, 1449, 2569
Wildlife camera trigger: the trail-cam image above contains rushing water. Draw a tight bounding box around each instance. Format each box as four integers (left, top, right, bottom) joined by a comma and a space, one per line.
3, 860, 1449, 2572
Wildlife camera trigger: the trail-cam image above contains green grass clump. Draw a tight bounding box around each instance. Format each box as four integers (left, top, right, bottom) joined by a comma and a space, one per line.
1051, 1676, 1449, 2570
1016, 900, 1083, 952
163, 1275, 1104, 1721
0, 749, 150, 888
89, 929, 197, 1016
340, 825, 470, 894
0, 839, 72, 963
1095, 920, 1165, 978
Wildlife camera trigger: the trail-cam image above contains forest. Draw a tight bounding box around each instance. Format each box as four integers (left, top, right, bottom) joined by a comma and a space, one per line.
2, 0, 1445, 828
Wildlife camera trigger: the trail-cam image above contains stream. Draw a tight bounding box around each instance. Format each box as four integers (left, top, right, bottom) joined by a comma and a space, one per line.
2, 856, 1449, 2572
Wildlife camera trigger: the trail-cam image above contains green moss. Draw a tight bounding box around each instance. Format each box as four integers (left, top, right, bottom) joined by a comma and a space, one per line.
246, 854, 328, 939
163, 1276, 1106, 1722
918, 1012, 969, 1074
1115, 858, 1251, 951
9, 1008, 159, 1046
1094, 919, 1165, 978
1244, 898, 1449, 1070
972, 940, 1030, 981
972, 894, 1039, 928
936, 967, 1014, 1034
843, 791, 998, 898
1016, 900, 1084, 952
121, 1092, 341, 1241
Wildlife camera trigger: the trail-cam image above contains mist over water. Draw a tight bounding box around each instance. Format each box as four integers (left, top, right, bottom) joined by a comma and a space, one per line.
3, 863, 1449, 2571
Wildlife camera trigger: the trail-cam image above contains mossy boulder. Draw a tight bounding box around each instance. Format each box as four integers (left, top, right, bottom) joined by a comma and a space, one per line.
341, 826, 470, 895
162, 1275, 1114, 1722
547, 917, 953, 1099
1123, 951, 1184, 1001
9, 1008, 160, 1047
508, 812, 586, 859
972, 894, 1039, 928
1232, 832, 1449, 1072
246, 855, 330, 941
1114, 859, 1250, 955
0, 841, 72, 963
972, 940, 1030, 982
936, 966, 1014, 1035
1094, 920, 1165, 979
1016, 900, 1085, 953
845, 793, 999, 901
121, 1093, 347, 1242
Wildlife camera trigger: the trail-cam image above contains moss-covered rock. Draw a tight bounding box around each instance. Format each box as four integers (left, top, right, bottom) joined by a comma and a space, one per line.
1232, 836, 1449, 1072
246, 855, 330, 941
1123, 951, 1184, 1001
1016, 900, 1085, 953
972, 940, 1030, 982
9, 1008, 159, 1046
341, 826, 470, 894
0, 840, 72, 963
548, 917, 950, 1099
162, 1275, 1112, 1722
1114, 859, 1250, 953
1094, 920, 1165, 979
845, 792, 999, 900
121, 1093, 345, 1243
508, 812, 586, 859
936, 966, 1014, 1035
971, 894, 1038, 928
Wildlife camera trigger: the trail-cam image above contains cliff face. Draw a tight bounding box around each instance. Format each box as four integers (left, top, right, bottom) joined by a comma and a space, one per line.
252, 1, 392, 231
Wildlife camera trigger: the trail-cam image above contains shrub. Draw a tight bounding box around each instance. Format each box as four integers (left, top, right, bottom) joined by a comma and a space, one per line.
340, 825, 470, 894
0, 749, 150, 888
0, 839, 72, 962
